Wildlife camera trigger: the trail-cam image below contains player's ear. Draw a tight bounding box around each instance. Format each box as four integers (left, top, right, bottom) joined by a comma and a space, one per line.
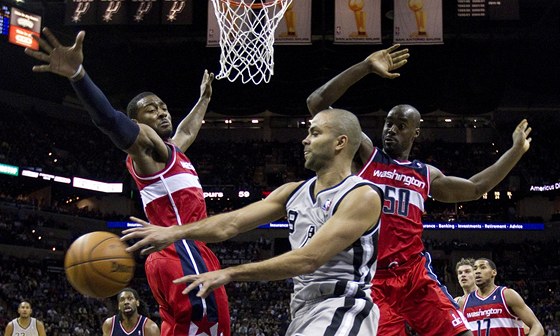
414, 127, 420, 138
336, 135, 348, 150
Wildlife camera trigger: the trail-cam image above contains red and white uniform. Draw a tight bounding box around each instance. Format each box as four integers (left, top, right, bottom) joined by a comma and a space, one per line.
462, 286, 524, 336
358, 147, 469, 336
127, 142, 230, 336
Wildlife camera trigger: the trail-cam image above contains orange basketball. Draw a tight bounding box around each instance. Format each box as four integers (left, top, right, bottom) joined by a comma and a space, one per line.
64, 231, 135, 298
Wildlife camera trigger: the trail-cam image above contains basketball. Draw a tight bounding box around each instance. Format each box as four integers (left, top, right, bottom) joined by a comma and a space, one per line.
64, 231, 135, 298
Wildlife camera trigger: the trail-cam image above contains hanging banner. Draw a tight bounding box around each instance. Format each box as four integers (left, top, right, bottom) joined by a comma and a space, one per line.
334, 0, 381, 45
206, 0, 218, 46
65, 0, 97, 25
161, 0, 192, 25
98, 0, 128, 24
393, 0, 443, 45
130, 0, 160, 24
275, 0, 311, 45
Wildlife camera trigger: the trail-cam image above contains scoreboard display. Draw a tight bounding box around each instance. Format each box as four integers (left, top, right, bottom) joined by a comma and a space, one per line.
1, 5, 9, 36
457, 0, 519, 20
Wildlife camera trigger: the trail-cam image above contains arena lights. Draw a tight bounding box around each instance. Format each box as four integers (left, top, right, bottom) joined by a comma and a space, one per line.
73, 177, 123, 193
21, 169, 72, 183
0, 163, 18, 176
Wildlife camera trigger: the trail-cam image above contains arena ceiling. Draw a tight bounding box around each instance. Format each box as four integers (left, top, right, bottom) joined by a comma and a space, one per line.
1, 0, 559, 117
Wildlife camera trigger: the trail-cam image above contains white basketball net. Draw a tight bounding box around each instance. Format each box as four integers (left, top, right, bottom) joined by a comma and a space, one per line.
210, 0, 293, 85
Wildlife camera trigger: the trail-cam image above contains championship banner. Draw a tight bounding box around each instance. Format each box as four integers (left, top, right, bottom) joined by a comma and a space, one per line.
98, 0, 127, 24
393, 0, 443, 45
206, 0, 218, 47
274, 0, 311, 45
334, 0, 381, 45
65, 0, 97, 25
130, 0, 160, 24
161, 0, 192, 25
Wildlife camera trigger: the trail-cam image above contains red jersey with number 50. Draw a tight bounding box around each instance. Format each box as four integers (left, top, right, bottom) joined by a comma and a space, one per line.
358, 147, 430, 269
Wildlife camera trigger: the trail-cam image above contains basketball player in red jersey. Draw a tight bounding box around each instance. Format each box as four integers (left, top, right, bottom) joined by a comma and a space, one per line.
306, 45, 532, 336
25, 28, 230, 336
460, 258, 543, 336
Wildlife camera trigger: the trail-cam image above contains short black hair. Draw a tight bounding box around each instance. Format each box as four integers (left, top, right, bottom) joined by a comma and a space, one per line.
127, 92, 156, 119
476, 258, 497, 270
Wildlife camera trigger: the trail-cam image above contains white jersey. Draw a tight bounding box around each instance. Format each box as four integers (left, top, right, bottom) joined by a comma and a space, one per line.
287, 175, 382, 314
10, 318, 39, 336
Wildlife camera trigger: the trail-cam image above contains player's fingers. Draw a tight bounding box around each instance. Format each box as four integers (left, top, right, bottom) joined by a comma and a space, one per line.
392, 54, 409, 64
390, 48, 409, 58
174, 275, 195, 284
31, 35, 53, 54
140, 246, 157, 256
32, 64, 52, 73
125, 237, 151, 253
42, 27, 62, 49
74, 31, 85, 50
130, 216, 151, 227
24, 48, 50, 62
386, 44, 400, 53
392, 60, 408, 70
525, 127, 532, 136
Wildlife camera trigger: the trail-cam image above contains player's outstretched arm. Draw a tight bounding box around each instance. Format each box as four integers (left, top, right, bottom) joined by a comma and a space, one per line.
172, 70, 215, 152
122, 182, 299, 255
306, 44, 409, 116
25, 27, 141, 152
504, 288, 544, 336
430, 119, 532, 203
174, 184, 382, 299
145, 319, 161, 336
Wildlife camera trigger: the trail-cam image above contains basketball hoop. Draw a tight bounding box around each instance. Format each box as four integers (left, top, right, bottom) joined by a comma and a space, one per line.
210, 0, 293, 85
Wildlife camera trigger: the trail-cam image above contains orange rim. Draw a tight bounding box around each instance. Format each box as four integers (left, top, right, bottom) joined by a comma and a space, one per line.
220, 0, 287, 9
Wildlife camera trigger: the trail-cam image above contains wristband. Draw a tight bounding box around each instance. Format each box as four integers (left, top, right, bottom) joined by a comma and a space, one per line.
70, 64, 83, 80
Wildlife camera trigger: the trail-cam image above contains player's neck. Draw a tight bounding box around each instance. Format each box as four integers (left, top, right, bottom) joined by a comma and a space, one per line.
463, 285, 477, 295
121, 313, 140, 329
315, 166, 351, 193
478, 283, 497, 297
17, 316, 31, 327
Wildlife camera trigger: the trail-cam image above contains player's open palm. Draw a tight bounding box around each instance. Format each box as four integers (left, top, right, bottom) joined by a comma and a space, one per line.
121, 216, 177, 255
512, 119, 532, 153
175, 269, 232, 299
366, 44, 409, 79
24, 27, 84, 78
199, 69, 214, 100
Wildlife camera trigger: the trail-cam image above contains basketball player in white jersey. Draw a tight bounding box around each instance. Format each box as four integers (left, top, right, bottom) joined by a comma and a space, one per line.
123, 109, 385, 335
4, 301, 46, 336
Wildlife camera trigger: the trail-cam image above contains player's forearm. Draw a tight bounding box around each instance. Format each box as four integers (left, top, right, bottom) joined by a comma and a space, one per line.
173, 211, 243, 243
307, 61, 371, 115
227, 249, 317, 282
71, 72, 139, 150
468, 146, 526, 196
175, 97, 210, 140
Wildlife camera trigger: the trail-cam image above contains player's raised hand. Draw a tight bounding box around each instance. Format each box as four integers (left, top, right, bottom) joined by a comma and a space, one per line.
24, 27, 85, 79
121, 216, 179, 255
366, 44, 409, 79
200, 69, 214, 100
512, 119, 532, 153
174, 269, 232, 298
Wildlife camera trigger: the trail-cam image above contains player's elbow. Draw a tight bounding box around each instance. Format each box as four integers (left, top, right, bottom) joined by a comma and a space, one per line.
306, 93, 324, 116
